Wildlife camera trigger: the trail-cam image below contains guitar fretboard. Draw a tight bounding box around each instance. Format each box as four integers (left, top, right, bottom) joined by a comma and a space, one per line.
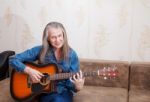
49, 71, 99, 80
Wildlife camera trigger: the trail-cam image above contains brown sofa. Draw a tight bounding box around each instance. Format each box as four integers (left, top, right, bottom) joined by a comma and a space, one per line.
0, 59, 149, 102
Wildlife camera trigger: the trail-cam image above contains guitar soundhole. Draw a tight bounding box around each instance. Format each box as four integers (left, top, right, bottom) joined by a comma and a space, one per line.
40, 73, 50, 85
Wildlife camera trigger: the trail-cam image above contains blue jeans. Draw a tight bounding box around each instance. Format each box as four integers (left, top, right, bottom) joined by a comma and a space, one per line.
39, 91, 73, 102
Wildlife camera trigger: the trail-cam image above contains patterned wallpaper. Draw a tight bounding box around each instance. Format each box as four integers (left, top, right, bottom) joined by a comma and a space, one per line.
0, 0, 150, 61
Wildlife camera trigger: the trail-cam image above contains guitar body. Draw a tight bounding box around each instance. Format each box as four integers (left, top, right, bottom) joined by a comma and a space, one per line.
10, 62, 58, 102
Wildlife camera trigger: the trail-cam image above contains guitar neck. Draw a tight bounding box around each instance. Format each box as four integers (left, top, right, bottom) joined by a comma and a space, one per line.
50, 71, 99, 80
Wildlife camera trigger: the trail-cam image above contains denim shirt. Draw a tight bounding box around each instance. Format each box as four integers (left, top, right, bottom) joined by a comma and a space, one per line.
9, 45, 80, 93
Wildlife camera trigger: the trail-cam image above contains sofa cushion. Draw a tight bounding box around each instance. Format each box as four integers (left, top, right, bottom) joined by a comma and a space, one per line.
80, 59, 129, 89
74, 85, 128, 102
129, 89, 150, 102
130, 62, 150, 90
0, 78, 15, 102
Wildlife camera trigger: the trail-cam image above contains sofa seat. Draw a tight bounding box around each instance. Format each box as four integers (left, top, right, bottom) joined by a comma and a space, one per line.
74, 86, 128, 102
129, 89, 150, 102
0, 78, 128, 102
0, 78, 15, 102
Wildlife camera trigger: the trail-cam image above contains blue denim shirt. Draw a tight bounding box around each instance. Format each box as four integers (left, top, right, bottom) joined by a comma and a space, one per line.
9, 45, 80, 93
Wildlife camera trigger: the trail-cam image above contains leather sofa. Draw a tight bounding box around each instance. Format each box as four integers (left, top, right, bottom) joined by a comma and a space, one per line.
0, 59, 150, 102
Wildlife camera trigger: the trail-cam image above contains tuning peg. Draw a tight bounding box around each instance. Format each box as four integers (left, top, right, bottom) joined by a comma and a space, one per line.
104, 76, 107, 80
107, 66, 111, 71
112, 65, 117, 70
103, 67, 106, 71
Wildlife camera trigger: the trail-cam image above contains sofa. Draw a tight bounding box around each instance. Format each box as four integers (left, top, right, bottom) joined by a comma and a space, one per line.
0, 59, 149, 102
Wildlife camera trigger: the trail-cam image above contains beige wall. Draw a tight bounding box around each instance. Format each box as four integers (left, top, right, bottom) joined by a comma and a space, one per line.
0, 0, 150, 61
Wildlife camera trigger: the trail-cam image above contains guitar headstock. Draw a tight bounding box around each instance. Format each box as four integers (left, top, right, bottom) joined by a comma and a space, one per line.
97, 65, 118, 80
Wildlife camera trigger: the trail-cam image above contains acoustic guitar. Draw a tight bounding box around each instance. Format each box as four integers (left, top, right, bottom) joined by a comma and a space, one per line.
10, 62, 118, 102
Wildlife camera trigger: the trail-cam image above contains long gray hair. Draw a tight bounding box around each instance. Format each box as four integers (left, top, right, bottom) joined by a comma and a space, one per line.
39, 22, 70, 63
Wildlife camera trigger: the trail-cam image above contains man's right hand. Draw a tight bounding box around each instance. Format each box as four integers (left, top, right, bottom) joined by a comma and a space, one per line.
24, 66, 44, 83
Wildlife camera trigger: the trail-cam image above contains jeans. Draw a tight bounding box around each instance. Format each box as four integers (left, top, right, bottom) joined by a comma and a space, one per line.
39, 91, 73, 102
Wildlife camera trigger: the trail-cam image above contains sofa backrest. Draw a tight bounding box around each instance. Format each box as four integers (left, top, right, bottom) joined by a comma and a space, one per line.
79, 59, 129, 89
130, 62, 150, 91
